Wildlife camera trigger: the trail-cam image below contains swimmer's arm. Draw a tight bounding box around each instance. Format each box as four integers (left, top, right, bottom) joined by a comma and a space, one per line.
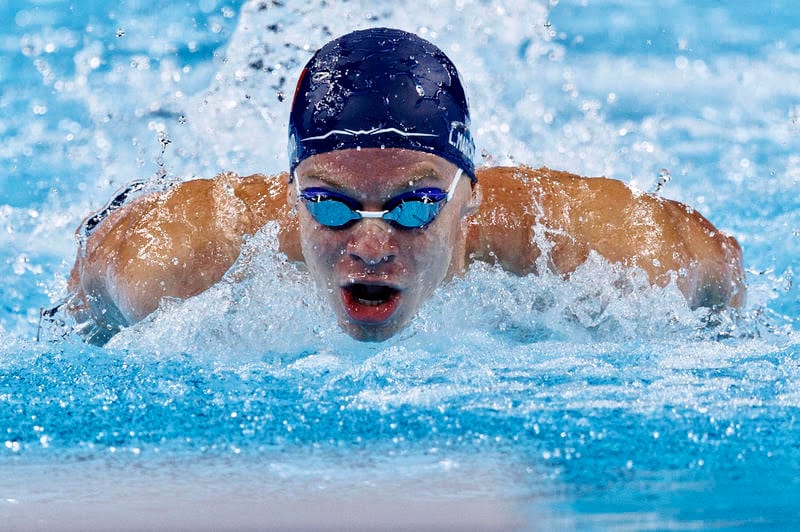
66, 173, 300, 340
469, 166, 745, 309
562, 174, 745, 308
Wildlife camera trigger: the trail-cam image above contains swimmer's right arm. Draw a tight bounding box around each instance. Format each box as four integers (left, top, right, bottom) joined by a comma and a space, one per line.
66, 173, 300, 342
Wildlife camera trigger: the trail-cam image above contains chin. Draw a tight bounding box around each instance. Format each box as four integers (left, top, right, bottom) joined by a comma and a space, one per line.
339, 319, 405, 342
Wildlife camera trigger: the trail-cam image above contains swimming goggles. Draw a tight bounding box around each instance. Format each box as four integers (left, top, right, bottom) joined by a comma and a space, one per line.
295, 168, 463, 229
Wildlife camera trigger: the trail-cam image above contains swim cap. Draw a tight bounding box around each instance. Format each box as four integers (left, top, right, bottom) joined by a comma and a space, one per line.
289, 28, 476, 181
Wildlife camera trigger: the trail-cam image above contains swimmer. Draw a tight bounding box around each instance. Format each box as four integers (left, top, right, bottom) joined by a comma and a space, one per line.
59, 27, 745, 345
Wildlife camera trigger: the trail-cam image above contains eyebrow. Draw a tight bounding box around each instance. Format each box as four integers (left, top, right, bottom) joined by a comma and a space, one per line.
301, 166, 447, 191
406, 167, 444, 184
304, 173, 345, 189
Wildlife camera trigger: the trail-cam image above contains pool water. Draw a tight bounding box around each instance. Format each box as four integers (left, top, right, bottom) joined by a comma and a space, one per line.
2, 0, 799, 528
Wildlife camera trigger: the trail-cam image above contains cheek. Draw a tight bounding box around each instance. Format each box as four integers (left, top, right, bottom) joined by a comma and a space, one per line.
405, 223, 455, 283
299, 223, 343, 274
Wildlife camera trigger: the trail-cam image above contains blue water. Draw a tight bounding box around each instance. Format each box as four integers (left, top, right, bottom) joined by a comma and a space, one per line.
2, 0, 799, 528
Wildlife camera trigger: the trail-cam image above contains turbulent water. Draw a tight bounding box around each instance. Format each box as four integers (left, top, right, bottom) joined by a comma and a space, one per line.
1, 0, 799, 528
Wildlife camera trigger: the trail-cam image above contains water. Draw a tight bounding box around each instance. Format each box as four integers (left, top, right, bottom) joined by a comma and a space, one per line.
2, 0, 799, 528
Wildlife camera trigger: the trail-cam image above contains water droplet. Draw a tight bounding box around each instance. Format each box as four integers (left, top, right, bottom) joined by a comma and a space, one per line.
5, 440, 21, 452
115, 28, 125, 37
277, 91, 285, 102
653, 168, 671, 193
415, 84, 425, 96
178, 115, 186, 125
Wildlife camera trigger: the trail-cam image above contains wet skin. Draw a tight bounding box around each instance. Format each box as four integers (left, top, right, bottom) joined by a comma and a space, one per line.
65, 148, 745, 344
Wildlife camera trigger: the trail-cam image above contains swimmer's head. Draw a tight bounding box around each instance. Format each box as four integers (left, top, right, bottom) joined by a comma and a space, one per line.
288, 27, 476, 181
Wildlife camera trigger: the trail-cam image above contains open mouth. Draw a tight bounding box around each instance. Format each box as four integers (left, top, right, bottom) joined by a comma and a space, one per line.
341, 283, 401, 323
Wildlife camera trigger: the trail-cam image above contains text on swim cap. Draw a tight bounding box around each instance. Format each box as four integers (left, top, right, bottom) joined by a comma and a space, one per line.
448, 122, 475, 162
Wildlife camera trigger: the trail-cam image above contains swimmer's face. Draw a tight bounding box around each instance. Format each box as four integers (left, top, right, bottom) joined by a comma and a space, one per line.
290, 148, 480, 341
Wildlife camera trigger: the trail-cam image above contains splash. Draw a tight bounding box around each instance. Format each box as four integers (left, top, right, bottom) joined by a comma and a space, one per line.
101, 221, 718, 359
107, 223, 340, 357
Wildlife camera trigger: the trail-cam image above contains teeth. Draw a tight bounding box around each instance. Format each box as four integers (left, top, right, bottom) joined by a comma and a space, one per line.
356, 297, 383, 306
348, 283, 396, 307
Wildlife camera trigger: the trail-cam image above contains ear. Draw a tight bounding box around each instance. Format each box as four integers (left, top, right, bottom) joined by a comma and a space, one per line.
461, 181, 482, 217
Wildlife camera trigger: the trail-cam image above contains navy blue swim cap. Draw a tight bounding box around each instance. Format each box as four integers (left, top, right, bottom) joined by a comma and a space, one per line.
289, 28, 476, 181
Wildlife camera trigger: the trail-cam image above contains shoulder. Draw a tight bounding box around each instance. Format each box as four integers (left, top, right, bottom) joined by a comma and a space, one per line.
148, 172, 287, 214
473, 165, 619, 216
228, 172, 290, 224
476, 164, 660, 212
79, 173, 286, 254
475, 165, 620, 194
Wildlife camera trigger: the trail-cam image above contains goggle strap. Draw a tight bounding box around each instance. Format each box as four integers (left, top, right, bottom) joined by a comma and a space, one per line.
446, 168, 463, 202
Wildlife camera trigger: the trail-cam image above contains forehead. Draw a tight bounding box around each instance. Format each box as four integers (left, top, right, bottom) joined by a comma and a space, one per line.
295, 148, 456, 194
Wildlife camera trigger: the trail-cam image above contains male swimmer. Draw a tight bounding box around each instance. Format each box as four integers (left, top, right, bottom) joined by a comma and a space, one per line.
59, 28, 744, 345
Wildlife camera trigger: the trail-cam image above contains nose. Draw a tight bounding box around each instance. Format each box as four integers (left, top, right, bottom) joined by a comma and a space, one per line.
346, 219, 397, 268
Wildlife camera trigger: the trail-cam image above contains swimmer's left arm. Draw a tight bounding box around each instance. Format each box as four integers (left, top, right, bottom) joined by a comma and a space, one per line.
468, 166, 745, 309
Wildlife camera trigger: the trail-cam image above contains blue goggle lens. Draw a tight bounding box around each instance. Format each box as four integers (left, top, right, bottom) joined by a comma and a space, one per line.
300, 188, 447, 229
304, 197, 361, 227
383, 198, 444, 227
